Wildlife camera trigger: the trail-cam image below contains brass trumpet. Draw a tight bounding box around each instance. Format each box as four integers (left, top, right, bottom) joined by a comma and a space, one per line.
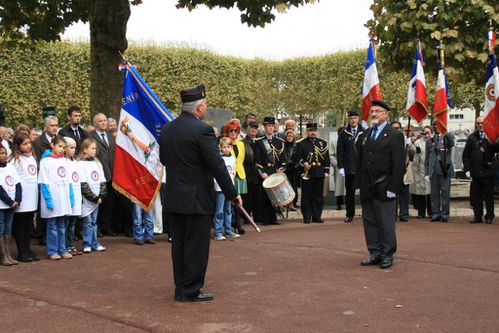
301, 153, 313, 180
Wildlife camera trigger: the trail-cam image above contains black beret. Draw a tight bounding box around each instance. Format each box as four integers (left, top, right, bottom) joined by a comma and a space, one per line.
263, 116, 275, 125
371, 100, 391, 111
347, 111, 360, 117
248, 121, 259, 129
180, 84, 206, 103
306, 123, 318, 130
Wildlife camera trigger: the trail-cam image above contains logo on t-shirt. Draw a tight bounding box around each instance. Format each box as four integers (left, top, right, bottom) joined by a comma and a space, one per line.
27, 164, 37, 176
91, 170, 99, 181
57, 166, 66, 178
72, 171, 79, 182
5, 175, 14, 186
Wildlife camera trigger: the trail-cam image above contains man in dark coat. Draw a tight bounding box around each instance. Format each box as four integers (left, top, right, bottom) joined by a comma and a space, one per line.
336, 110, 365, 222
294, 122, 330, 223
241, 121, 261, 222
160, 84, 241, 302
462, 116, 499, 224
58, 105, 88, 154
357, 100, 405, 269
32, 115, 59, 161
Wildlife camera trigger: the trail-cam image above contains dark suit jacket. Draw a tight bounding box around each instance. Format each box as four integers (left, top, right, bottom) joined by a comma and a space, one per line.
58, 123, 88, 154
425, 132, 454, 178
462, 131, 499, 178
358, 123, 405, 201
90, 130, 115, 182
337, 126, 365, 175
32, 132, 52, 162
253, 136, 285, 176
159, 112, 237, 215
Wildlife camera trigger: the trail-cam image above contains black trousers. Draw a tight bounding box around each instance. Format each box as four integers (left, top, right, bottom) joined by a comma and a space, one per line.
412, 194, 431, 216
470, 177, 495, 220
362, 198, 397, 258
12, 211, 35, 258
111, 192, 133, 234
259, 184, 277, 224
301, 177, 324, 221
397, 184, 410, 219
160, 183, 169, 234
167, 212, 212, 298
98, 182, 115, 230
241, 183, 259, 223
344, 174, 356, 218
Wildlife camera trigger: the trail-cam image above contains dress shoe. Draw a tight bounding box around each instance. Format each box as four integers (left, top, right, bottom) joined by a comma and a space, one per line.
312, 219, 324, 223
429, 217, 441, 222
441, 217, 448, 223
175, 292, 214, 302
145, 239, 156, 244
399, 217, 409, 222
29, 251, 41, 261
236, 227, 246, 235
267, 221, 281, 225
360, 256, 383, 266
17, 254, 33, 263
485, 219, 493, 224
344, 217, 353, 223
303, 219, 311, 224
380, 257, 393, 269
336, 205, 342, 211
100, 227, 117, 237
135, 240, 144, 246
470, 218, 483, 224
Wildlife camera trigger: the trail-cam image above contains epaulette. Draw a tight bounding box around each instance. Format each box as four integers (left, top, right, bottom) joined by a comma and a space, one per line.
274, 136, 285, 142
317, 137, 328, 143
295, 137, 306, 143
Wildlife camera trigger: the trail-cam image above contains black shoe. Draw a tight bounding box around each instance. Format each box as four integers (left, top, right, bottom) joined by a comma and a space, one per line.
135, 240, 144, 246
485, 219, 493, 224
360, 256, 383, 266
236, 227, 246, 235
417, 214, 425, 218
289, 207, 297, 212
344, 217, 353, 223
100, 227, 117, 237
175, 292, 214, 302
441, 217, 448, 223
380, 257, 393, 269
267, 221, 281, 225
399, 217, 409, 222
294, 205, 300, 209
303, 219, 311, 224
429, 217, 441, 222
470, 217, 483, 224
17, 254, 33, 263
29, 251, 41, 261
336, 205, 342, 211
312, 219, 324, 223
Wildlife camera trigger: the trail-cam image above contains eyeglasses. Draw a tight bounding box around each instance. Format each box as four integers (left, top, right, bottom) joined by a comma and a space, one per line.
228, 129, 239, 133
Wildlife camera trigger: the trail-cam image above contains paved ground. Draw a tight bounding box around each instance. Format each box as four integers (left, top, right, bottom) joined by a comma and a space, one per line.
1, 202, 498, 332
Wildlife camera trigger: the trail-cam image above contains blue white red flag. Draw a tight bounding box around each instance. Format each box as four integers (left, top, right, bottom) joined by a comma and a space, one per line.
113, 64, 175, 210
361, 41, 382, 121
433, 47, 451, 135
406, 43, 428, 123
484, 54, 499, 142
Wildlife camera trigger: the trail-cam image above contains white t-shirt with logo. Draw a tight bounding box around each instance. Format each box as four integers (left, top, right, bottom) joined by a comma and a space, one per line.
0, 163, 21, 209
38, 156, 72, 218
67, 159, 82, 216
10, 155, 38, 212
79, 160, 105, 218
214, 155, 236, 192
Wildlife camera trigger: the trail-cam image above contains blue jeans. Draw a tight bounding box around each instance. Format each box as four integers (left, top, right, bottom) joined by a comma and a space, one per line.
133, 204, 154, 241
213, 192, 232, 236
0, 208, 14, 236
82, 208, 101, 249
46, 216, 67, 255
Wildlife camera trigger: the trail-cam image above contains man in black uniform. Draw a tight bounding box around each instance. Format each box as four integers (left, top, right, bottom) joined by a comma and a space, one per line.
358, 100, 405, 269
159, 85, 242, 302
241, 121, 261, 222
462, 116, 498, 224
254, 116, 285, 225
294, 123, 330, 223
336, 111, 364, 223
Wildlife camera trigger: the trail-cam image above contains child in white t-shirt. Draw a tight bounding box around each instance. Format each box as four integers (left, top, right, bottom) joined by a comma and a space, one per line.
63, 137, 82, 256
38, 136, 74, 260
213, 137, 239, 241
78, 139, 107, 253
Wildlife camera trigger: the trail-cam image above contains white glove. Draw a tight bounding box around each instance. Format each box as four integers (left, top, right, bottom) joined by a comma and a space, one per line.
405, 137, 412, 146
424, 175, 430, 182
360, 120, 369, 130
465, 171, 470, 178
386, 191, 396, 199
339, 168, 345, 177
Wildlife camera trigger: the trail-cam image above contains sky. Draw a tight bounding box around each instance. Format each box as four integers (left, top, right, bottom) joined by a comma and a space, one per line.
62, 0, 374, 60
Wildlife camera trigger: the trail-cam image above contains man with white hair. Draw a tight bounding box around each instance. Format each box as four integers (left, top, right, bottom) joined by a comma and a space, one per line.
32, 116, 58, 161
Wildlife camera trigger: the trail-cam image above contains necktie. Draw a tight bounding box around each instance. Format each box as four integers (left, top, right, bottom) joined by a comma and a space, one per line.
74, 129, 79, 141
371, 126, 378, 140
352, 128, 356, 136
101, 133, 108, 147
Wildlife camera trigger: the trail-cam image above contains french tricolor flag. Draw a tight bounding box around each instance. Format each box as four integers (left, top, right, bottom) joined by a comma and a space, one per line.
483, 53, 499, 142
113, 64, 174, 210
433, 47, 451, 135
406, 44, 429, 123
361, 41, 382, 121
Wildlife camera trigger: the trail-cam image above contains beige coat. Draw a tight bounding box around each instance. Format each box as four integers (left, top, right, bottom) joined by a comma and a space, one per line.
329, 139, 345, 197
409, 137, 431, 195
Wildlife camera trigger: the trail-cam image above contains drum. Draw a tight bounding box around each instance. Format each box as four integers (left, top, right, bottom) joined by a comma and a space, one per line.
262, 173, 296, 207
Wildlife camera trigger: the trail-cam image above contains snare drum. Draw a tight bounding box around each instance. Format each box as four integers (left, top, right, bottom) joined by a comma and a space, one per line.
262, 173, 296, 207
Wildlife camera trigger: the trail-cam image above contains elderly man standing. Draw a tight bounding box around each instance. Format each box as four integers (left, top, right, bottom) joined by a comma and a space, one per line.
462, 116, 498, 224
32, 116, 58, 160
90, 113, 117, 236
160, 85, 241, 302
358, 100, 405, 269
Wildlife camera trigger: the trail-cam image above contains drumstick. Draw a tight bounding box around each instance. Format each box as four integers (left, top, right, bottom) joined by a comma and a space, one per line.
236, 204, 261, 233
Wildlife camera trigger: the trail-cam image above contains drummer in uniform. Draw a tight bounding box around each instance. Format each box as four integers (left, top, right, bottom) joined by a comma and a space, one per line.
294, 123, 330, 223
254, 116, 285, 225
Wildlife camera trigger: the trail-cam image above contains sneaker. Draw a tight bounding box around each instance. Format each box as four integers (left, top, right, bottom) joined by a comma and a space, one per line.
83, 247, 92, 253
49, 254, 61, 260
61, 252, 73, 259
94, 245, 106, 252
214, 234, 226, 241
225, 231, 240, 239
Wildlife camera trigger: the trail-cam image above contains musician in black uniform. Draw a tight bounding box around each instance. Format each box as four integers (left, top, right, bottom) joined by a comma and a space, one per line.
159, 85, 242, 302
254, 116, 285, 225
294, 123, 330, 223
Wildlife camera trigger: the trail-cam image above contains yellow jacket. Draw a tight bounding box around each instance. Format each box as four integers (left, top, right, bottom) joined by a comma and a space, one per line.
231, 140, 246, 179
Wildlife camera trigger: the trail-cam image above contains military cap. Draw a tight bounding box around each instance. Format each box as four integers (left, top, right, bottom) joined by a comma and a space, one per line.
248, 121, 259, 129
371, 100, 391, 111
306, 123, 318, 130
347, 110, 360, 117
263, 116, 275, 125
180, 84, 206, 103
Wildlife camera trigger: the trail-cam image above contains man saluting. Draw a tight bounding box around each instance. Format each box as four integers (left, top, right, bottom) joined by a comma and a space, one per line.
160, 85, 242, 302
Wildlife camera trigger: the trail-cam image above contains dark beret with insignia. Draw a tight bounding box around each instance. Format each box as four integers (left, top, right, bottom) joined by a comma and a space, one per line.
263, 116, 275, 125
180, 84, 206, 103
306, 123, 318, 130
371, 100, 391, 111
347, 110, 360, 117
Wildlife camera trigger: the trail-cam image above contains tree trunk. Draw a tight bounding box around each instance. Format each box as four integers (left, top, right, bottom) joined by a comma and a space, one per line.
89, 0, 130, 119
